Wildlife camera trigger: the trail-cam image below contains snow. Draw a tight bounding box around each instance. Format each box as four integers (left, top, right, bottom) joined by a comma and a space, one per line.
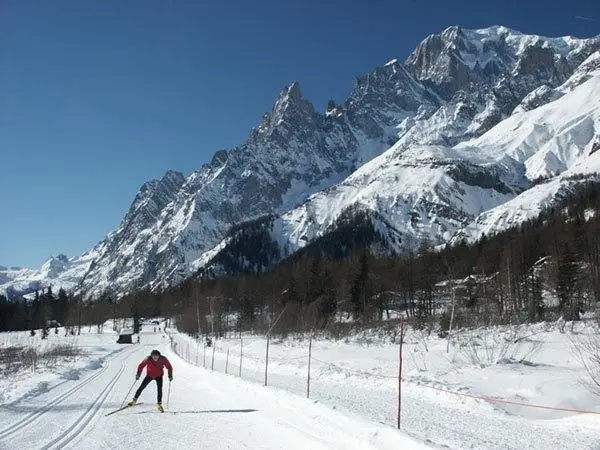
272, 140, 516, 254
167, 321, 600, 449
0, 325, 425, 449
0, 248, 100, 299
464, 25, 590, 59
454, 177, 567, 243
280, 172, 350, 213
5, 30, 600, 299
451, 73, 600, 243
2, 318, 600, 448
585, 208, 596, 221
456, 74, 600, 180
264, 76, 600, 256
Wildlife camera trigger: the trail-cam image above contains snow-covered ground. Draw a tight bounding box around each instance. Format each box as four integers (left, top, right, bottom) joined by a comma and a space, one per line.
168, 321, 600, 449
0, 324, 425, 449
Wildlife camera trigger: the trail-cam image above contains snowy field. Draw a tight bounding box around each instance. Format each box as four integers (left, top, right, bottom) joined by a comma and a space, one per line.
168, 320, 600, 449
0, 324, 425, 449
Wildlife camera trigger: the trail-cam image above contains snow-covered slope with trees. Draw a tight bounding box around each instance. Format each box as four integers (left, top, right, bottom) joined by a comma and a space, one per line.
202, 50, 600, 274
3, 26, 599, 298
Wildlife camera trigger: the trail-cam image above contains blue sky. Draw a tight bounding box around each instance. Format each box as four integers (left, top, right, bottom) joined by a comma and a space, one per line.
1, 0, 598, 268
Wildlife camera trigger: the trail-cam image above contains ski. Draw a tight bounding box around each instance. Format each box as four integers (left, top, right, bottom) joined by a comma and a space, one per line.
105, 402, 142, 416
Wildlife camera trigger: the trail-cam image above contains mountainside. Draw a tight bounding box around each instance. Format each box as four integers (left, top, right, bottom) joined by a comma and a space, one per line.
0, 250, 98, 300
3, 25, 599, 299
201, 50, 600, 276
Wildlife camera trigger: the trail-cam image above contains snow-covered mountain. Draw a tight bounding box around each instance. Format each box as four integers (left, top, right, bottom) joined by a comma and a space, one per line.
200, 49, 600, 275
279, 57, 600, 257
0, 250, 98, 299
3, 25, 599, 299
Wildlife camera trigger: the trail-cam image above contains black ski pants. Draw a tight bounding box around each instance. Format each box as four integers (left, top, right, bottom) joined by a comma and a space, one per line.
134, 376, 163, 403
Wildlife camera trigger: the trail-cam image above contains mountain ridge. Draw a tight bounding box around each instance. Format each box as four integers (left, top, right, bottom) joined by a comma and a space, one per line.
2, 25, 600, 299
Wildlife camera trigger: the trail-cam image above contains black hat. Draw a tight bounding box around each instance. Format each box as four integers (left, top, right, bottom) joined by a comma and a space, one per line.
151, 349, 161, 356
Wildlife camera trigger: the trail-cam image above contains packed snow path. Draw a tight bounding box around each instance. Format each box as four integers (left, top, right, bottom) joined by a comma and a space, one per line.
170, 329, 600, 449
0, 332, 424, 449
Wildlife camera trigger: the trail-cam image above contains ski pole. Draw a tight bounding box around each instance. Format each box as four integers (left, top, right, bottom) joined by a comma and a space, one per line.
121, 379, 137, 407
167, 380, 172, 409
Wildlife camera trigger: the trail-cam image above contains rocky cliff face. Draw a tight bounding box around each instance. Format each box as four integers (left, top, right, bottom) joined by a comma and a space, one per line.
3, 26, 599, 299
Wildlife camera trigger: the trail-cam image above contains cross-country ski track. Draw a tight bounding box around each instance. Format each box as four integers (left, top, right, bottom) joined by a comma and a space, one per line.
0, 332, 425, 449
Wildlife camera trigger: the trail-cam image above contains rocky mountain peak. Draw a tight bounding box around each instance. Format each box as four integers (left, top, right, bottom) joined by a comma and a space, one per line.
5, 25, 600, 301
405, 25, 596, 101
118, 169, 186, 242
252, 81, 317, 142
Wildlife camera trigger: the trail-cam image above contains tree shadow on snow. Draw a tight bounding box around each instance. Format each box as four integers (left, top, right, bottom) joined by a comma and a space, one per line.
135, 408, 258, 415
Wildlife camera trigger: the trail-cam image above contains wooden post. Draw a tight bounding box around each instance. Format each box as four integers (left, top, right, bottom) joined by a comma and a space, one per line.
307, 329, 313, 398
239, 335, 243, 378
226, 348, 230, 374
264, 333, 270, 386
447, 278, 456, 354
211, 344, 216, 371
196, 298, 201, 338
398, 318, 405, 430
203, 343, 207, 368
263, 305, 288, 387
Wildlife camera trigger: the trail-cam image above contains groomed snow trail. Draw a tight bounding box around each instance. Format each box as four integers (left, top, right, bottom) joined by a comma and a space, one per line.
0, 332, 425, 449
169, 331, 600, 450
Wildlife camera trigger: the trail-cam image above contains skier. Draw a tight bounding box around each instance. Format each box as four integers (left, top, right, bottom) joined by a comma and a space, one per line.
128, 349, 173, 412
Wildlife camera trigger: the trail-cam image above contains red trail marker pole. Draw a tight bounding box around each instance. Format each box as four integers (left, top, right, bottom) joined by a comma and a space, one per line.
398, 317, 405, 430
307, 329, 314, 398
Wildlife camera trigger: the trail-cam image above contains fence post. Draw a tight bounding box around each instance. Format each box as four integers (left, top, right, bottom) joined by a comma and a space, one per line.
307, 329, 313, 398
239, 335, 243, 378
211, 344, 216, 371
187, 343, 190, 362
226, 348, 230, 374
398, 317, 405, 430
203, 343, 207, 368
262, 305, 289, 386
196, 341, 199, 366
264, 333, 270, 386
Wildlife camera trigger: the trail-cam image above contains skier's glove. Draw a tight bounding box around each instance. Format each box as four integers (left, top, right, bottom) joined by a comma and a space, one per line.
168, 375, 173, 381
135, 375, 140, 380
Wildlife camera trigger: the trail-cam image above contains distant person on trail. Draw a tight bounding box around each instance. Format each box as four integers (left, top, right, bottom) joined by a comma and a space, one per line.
128, 350, 173, 412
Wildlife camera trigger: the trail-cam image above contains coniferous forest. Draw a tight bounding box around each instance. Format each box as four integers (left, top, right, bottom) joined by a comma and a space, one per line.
4, 180, 600, 338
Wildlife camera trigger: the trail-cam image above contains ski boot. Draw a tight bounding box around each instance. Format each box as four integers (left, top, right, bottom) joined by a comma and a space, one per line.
157, 402, 164, 413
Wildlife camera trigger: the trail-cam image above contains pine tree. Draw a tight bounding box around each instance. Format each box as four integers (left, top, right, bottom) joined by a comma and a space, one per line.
57, 288, 68, 325
133, 312, 141, 334
349, 250, 371, 321
526, 265, 544, 322
238, 294, 255, 331
318, 268, 337, 326
415, 239, 435, 329
286, 276, 301, 305
307, 255, 323, 303
554, 242, 581, 321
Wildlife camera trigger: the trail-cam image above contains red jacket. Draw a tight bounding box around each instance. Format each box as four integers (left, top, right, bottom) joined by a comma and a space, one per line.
137, 355, 173, 379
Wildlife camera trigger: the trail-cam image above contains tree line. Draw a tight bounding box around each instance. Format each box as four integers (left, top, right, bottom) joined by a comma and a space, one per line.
167, 179, 600, 337
0, 287, 133, 336
4, 180, 600, 339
